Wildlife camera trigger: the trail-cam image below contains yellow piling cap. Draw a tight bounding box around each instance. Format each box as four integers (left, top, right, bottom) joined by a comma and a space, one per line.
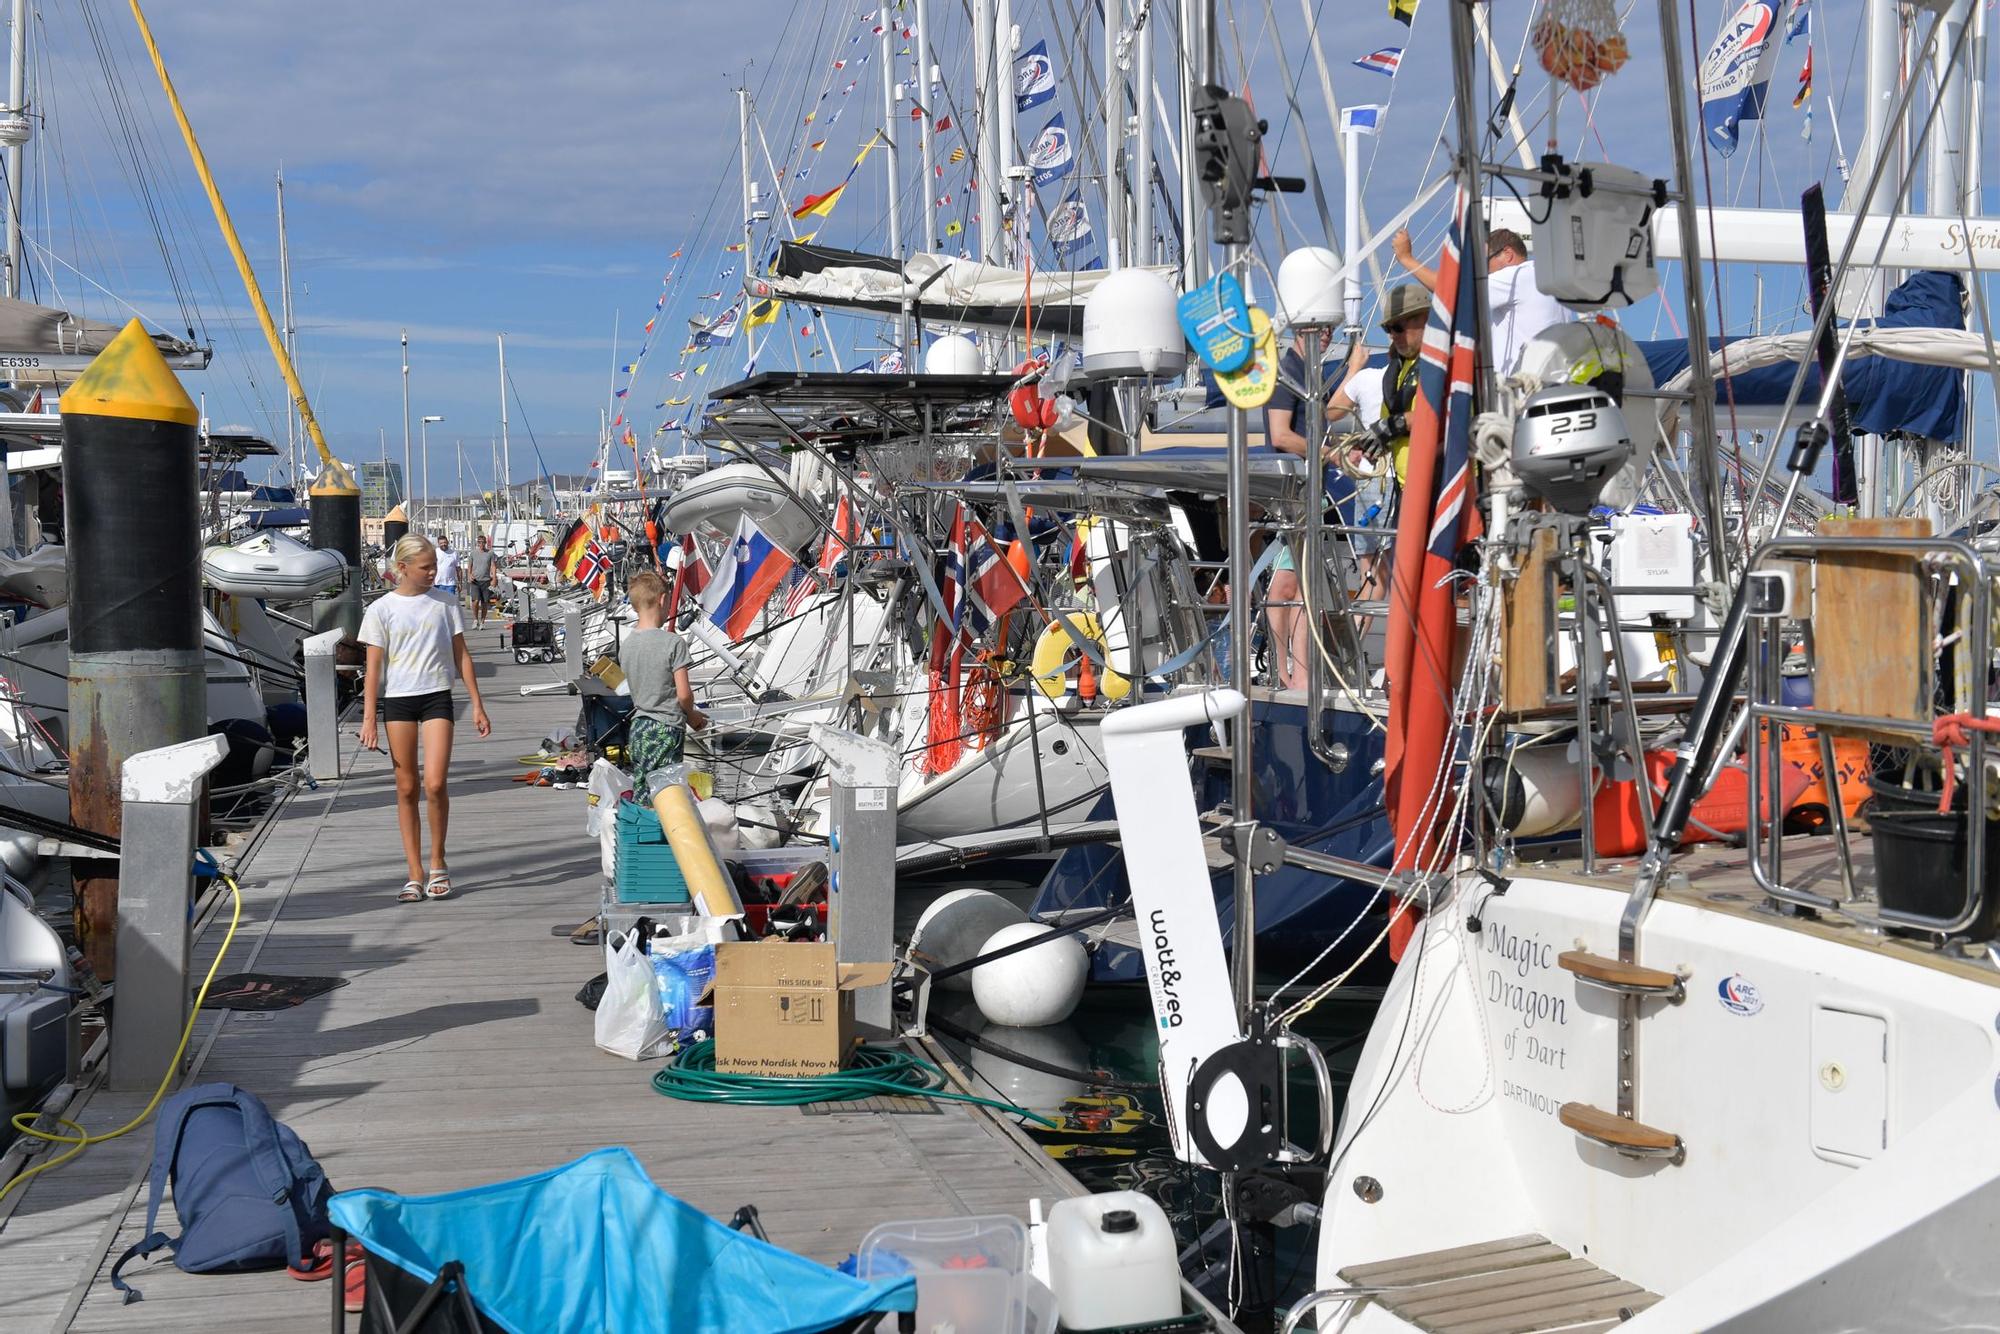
309, 458, 360, 498
385, 502, 408, 523
63, 319, 198, 426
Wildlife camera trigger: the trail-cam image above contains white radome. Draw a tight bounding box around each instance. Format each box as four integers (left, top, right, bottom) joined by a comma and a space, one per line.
1276, 246, 1345, 328
1082, 268, 1187, 379
923, 334, 984, 376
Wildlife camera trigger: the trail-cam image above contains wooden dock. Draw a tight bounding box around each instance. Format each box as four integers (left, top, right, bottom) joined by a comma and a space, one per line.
0, 640, 1081, 1333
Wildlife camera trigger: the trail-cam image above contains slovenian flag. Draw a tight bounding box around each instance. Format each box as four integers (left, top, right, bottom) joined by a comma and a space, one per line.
1353, 47, 1402, 77
701, 515, 795, 640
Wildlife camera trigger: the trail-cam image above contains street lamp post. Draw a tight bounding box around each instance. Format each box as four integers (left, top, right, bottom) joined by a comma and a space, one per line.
420, 414, 443, 531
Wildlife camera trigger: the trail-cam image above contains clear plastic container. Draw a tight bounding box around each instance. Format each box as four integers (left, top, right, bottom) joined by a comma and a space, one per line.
856, 1214, 1031, 1334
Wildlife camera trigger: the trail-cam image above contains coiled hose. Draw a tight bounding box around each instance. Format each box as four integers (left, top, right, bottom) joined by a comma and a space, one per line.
651, 1040, 1057, 1128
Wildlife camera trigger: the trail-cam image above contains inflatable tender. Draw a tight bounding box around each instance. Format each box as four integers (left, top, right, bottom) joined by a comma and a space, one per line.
202, 531, 346, 600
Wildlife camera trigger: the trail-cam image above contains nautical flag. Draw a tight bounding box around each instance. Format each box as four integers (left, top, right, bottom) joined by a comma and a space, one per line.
784, 493, 860, 615
643, 317, 656, 334
1027, 113, 1073, 187
1785, 0, 1810, 42
614, 387, 629, 399
1699, 0, 1783, 157
934, 114, 953, 132
746, 296, 782, 329
924, 502, 1028, 773
949, 144, 967, 164
1353, 46, 1402, 77
1047, 194, 1091, 252
669, 248, 683, 259
1015, 40, 1057, 112
1342, 105, 1382, 134
670, 370, 687, 382
698, 291, 722, 300
936, 192, 952, 206
620, 362, 639, 373
1793, 47, 1812, 107
809, 139, 826, 151
1388, 0, 1418, 23
701, 515, 795, 640
944, 219, 963, 236
1382, 187, 1482, 963
667, 533, 710, 610
878, 349, 907, 373
553, 519, 592, 581
665, 396, 691, 406
793, 183, 847, 218
724, 242, 746, 252
693, 363, 708, 375
833, 58, 847, 70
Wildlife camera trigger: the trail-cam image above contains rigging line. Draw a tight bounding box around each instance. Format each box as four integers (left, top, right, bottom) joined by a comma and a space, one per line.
1250, 0, 1339, 249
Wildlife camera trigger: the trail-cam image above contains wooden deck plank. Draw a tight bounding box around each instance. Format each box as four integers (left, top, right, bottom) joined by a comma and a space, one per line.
0, 641, 1079, 1333
1340, 1235, 1565, 1285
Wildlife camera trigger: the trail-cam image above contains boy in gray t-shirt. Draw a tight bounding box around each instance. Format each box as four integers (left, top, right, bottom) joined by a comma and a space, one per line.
622, 569, 705, 788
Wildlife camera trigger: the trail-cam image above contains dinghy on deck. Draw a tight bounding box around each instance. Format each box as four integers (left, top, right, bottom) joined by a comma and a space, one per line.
201, 530, 345, 601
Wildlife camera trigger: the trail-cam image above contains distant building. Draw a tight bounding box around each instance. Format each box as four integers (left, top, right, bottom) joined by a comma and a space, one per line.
361, 461, 405, 519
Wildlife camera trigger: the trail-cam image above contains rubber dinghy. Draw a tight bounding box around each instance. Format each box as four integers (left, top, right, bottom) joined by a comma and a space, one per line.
201, 531, 345, 601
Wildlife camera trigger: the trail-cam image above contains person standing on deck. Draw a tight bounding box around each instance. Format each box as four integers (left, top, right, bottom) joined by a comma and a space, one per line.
621, 569, 706, 794
468, 534, 496, 628
1391, 225, 1567, 376
1262, 330, 1371, 690
434, 534, 461, 602
359, 535, 491, 903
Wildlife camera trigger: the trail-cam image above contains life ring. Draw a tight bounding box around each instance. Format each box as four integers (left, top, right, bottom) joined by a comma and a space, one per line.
1030, 615, 1131, 701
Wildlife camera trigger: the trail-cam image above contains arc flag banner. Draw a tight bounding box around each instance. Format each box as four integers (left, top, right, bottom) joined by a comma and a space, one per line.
702, 515, 795, 641
1028, 113, 1073, 187
1699, 0, 1782, 157
1048, 195, 1091, 252
1381, 188, 1482, 962
1015, 40, 1057, 111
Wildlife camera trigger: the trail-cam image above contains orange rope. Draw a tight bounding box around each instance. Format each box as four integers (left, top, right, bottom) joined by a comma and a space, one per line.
1933, 713, 2000, 813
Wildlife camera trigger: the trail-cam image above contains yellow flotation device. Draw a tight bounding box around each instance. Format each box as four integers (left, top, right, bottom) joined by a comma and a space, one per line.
1030, 614, 1131, 701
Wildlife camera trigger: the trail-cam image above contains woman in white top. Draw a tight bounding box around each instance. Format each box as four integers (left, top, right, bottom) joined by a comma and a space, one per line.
359, 535, 492, 902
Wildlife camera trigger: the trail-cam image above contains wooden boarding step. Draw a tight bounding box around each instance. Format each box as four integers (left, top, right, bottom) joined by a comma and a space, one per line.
1557, 951, 1684, 999
1339, 1235, 1659, 1334
1559, 1102, 1684, 1161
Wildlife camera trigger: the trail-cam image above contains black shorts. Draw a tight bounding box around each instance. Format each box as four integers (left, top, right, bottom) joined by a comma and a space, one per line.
380, 690, 456, 724
471, 579, 492, 598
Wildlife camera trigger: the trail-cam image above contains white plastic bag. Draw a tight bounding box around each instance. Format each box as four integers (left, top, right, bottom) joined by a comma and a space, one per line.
585, 758, 631, 838
594, 930, 670, 1060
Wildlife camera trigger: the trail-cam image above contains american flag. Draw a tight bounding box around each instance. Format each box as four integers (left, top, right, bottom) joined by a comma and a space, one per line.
1381, 188, 1482, 960
783, 493, 860, 616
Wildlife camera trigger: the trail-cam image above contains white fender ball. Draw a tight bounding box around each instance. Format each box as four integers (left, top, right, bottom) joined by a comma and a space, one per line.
910, 888, 1030, 993
971, 922, 1088, 1028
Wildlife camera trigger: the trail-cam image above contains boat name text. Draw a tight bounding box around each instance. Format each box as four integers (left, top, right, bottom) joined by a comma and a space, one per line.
1942, 223, 2000, 257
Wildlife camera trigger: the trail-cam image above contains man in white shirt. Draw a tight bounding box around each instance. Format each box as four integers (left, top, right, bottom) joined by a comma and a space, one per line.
1390, 225, 1568, 376
433, 535, 461, 600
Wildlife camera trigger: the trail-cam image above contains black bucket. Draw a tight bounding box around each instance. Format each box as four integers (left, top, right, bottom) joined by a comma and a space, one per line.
1869, 807, 2000, 939
1866, 769, 1953, 817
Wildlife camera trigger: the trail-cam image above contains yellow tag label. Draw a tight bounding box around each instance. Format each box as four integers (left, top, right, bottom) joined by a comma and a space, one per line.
1213, 307, 1279, 410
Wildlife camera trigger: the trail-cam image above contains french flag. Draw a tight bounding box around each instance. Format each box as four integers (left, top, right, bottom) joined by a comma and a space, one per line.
701, 516, 794, 640
1353, 46, 1402, 77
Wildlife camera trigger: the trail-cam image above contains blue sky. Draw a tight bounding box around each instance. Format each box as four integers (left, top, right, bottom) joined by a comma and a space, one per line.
21, 0, 1993, 491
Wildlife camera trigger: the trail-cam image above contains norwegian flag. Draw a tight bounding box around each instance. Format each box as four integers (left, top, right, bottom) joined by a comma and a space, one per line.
573, 539, 610, 594
924, 503, 1028, 773
1381, 188, 1484, 960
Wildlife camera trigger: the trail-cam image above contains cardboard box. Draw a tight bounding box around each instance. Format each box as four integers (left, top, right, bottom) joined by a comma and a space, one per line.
712, 941, 893, 1077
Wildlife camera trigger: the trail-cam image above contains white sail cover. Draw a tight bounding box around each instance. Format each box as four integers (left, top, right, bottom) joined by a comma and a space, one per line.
0, 294, 204, 363
746, 254, 1178, 333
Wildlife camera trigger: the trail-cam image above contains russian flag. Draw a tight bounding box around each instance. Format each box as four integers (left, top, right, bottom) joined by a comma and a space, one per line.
1353, 46, 1402, 77
701, 515, 794, 640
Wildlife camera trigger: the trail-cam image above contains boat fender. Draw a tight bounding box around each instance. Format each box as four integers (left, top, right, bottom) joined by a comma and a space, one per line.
1029, 616, 1131, 702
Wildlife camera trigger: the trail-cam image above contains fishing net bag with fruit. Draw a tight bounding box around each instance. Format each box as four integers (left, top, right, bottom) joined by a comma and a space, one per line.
1534, 0, 1631, 92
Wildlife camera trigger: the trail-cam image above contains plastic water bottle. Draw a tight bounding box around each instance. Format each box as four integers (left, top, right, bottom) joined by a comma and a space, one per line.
1047, 1192, 1180, 1330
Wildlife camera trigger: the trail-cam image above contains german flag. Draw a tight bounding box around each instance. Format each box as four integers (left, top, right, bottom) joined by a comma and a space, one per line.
554, 519, 591, 581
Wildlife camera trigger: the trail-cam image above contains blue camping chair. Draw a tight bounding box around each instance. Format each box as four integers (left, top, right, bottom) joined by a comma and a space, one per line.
327, 1147, 917, 1334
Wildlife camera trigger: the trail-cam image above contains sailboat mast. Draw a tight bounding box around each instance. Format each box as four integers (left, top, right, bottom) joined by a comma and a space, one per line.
3, 0, 25, 302
880, 13, 902, 270
737, 87, 762, 373
400, 330, 411, 519
1177, 0, 1208, 288
915, 0, 935, 249
277, 165, 298, 487
972, 0, 1002, 264
1102, 0, 1125, 269
995, 0, 1018, 266
497, 331, 511, 524
1133, 3, 1154, 265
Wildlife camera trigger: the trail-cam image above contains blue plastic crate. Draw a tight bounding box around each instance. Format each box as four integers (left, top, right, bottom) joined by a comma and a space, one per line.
614, 800, 691, 905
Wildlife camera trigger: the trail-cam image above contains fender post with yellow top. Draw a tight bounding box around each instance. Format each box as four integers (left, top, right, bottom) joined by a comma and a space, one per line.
63, 321, 206, 979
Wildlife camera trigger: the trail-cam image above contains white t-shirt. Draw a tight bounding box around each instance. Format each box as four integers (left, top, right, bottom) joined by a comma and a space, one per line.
435, 547, 462, 587
359, 590, 465, 697
1487, 261, 1569, 376
1335, 365, 1386, 427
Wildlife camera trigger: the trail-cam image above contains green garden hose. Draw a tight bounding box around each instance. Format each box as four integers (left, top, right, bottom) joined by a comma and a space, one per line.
651, 1040, 1058, 1128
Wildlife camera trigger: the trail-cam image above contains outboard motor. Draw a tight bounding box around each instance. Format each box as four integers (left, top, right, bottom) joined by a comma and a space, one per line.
1511, 385, 1636, 515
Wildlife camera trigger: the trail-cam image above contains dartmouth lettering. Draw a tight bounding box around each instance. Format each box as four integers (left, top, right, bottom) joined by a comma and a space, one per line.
1149, 909, 1183, 1027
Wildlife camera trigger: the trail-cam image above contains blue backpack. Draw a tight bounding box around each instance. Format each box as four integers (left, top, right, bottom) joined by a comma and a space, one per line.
110, 1083, 334, 1301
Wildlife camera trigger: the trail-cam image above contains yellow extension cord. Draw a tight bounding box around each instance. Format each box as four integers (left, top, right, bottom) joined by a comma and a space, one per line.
0, 865, 243, 1204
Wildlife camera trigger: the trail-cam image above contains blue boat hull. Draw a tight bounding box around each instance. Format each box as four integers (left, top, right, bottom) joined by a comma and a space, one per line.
1032, 695, 1395, 985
